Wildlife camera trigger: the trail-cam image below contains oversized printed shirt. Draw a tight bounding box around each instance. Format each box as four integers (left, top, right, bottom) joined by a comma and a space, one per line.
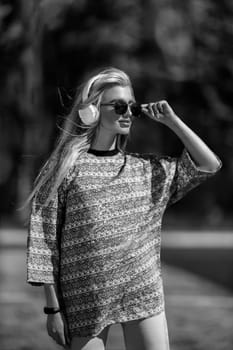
26, 148, 221, 338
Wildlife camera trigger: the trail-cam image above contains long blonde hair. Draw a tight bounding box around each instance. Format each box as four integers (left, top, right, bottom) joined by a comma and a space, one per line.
25, 67, 133, 206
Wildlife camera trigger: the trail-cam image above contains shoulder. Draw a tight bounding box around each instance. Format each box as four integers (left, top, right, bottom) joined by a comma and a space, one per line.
124, 150, 174, 167
125, 151, 179, 182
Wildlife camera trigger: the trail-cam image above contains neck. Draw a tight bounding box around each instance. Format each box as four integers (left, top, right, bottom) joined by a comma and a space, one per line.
91, 129, 117, 151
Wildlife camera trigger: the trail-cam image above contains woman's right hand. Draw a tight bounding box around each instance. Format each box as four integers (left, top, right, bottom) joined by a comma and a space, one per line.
47, 312, 71, 348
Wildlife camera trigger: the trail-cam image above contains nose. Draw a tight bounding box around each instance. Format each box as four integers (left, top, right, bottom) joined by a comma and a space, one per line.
123, 104, 132, 118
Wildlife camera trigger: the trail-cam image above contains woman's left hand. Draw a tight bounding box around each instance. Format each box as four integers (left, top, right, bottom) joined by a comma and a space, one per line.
142, 100, 177, 125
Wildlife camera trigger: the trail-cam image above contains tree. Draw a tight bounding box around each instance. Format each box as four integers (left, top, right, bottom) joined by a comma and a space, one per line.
1, 0, 232, 227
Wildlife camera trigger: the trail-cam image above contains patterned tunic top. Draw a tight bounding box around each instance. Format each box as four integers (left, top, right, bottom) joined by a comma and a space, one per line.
26, 148, 221, 338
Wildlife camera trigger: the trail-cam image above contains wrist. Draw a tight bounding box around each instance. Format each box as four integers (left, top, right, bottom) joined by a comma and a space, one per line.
165, 113, 180, 127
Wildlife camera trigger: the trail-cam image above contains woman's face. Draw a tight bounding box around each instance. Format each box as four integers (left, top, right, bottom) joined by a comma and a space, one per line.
99, 85, 135, 136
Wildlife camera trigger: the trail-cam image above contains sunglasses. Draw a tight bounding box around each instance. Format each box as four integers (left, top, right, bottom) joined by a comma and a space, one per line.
101, 100, 142, 117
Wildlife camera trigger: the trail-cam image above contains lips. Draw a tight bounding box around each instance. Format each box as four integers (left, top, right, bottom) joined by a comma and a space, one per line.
119, 120, 131, 125
119, 122, 131, 128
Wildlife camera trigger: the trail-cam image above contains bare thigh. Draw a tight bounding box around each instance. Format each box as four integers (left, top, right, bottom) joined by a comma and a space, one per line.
121, 312, 170, 350
70, 325, 110, 350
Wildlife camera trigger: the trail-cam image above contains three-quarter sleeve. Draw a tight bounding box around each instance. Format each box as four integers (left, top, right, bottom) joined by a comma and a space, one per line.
160, 148, 222, 207
26, 182, 66, 286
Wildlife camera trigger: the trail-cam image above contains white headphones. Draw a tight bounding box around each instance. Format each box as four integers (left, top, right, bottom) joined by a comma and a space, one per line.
78, 74, 103, 125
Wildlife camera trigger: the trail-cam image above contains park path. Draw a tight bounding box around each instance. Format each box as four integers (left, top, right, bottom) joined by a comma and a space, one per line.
0, 229, 233, 350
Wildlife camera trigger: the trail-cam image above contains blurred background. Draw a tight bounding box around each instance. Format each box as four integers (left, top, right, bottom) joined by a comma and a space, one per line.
0, 1, 232, 349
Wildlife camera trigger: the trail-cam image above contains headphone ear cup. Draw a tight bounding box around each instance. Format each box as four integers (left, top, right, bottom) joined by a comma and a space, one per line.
79, 104, 99, 125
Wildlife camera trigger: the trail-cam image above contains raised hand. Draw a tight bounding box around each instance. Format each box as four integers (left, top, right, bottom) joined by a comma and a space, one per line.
142, 100, 177, 125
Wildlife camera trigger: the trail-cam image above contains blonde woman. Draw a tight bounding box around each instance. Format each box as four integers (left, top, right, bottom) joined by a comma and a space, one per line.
26, 67, 221, 350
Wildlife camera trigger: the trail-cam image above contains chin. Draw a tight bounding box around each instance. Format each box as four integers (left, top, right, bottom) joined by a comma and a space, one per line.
118, 128, 130, 135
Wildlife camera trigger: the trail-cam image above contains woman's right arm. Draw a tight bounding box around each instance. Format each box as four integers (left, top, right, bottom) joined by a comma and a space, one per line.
44, 283, 71, 348
26, 183, 70, 347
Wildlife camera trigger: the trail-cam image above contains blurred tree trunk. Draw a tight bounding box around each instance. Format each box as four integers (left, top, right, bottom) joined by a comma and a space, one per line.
16, 0, 51, 223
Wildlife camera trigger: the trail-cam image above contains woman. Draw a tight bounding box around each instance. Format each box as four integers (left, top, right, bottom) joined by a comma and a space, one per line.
26, 67, 221, 350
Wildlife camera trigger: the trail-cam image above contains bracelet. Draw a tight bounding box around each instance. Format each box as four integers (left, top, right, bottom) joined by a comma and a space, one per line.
43, 306, 61, 314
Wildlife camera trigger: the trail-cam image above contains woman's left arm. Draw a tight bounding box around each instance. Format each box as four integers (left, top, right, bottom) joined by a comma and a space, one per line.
143, 100, 221, 172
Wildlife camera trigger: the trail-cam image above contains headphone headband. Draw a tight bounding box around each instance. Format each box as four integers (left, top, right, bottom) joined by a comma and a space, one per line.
79, 73, 105, 125
82, 74, 105, 102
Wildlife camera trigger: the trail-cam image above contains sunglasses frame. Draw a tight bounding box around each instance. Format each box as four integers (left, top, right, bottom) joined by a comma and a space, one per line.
101, 100, 142, 117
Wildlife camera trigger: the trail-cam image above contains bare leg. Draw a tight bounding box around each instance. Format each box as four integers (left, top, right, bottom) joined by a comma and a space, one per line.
70, 325, 110, 350
122, 312, 170, 350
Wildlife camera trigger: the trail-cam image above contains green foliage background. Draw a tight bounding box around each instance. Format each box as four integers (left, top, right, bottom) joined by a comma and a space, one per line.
0, 0, 232, 227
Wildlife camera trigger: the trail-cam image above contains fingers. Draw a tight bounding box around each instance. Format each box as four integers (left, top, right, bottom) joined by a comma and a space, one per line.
61, 311, 71, 347
141, 102, 161, 119
141, 103, 156, 118
64, 320, 71, 347
54, 332, 67, 347
149, 103, 156, 116
141, 100, 168, 121
48, 326, 67, 347
142, 100, 166, 111
152, 101, 167, 115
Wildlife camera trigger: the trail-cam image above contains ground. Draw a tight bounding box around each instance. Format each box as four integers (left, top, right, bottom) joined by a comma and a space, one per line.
0, 229, 232, 350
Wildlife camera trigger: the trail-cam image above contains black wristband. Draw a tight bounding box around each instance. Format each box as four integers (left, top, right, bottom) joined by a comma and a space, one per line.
43, 306, 61, 314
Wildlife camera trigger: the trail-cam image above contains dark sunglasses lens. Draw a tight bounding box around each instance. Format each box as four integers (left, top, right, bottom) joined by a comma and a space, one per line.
130, 103, 142, 117
114, 101, 128, 115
